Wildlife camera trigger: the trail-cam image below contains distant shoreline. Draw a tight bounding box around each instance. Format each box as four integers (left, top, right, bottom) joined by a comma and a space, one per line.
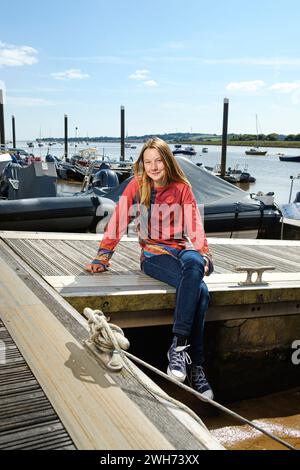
167, 140, 300, 149
24, 138, 300, 149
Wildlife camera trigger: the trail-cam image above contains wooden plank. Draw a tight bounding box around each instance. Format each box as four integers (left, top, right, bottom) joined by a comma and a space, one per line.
0, 257, 174, 450
4, 235, 300, 280
45, 272, 300, 290
2, 230, 300, 246
0, 319, 75, 450
0, 420, 74, 450
0, 231, 136, 241
208, 237, 300, 247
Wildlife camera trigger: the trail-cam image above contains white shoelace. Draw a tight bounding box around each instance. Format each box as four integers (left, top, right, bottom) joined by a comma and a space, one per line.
171, 345, 191, 370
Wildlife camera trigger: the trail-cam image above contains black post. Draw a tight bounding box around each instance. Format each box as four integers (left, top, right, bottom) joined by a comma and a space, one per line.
64, 114, 68, 161
12, 115, 16, 149
0, 90, 5, 148
120, 105, 125, 161
220, 98, 229, 178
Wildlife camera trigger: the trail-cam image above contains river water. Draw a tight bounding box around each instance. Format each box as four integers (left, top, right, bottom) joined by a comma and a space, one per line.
14, 141, 300, 205
204, 387, 300, 450
126, 323, 300, 451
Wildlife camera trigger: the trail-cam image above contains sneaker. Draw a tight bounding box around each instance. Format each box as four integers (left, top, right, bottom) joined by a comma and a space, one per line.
167, 337, 191, 382
189, 364, 214, 400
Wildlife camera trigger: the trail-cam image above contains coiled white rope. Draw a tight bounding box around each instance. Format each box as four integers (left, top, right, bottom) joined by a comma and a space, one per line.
84, 308, 297, 451
84, 308, 209, 439
85, 308, 130, 371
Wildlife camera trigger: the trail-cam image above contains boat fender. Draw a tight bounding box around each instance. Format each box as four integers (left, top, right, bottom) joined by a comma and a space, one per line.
45, 154, 56, 163
98, 162, 111, 170
92, 169, 119, 189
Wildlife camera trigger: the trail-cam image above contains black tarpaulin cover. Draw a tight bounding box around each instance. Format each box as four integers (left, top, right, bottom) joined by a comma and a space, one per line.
91, 156, 262, 215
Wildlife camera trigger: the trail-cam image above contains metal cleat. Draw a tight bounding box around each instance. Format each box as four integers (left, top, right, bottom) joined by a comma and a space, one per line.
234, 266, 275, 286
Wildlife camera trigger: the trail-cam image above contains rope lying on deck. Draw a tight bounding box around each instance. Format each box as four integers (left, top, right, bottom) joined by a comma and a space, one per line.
84, 308, 209, 442
84, 308, 297, 451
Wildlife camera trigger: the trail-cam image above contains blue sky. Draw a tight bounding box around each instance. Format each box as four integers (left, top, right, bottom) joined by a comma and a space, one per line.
1, 0, 300, 139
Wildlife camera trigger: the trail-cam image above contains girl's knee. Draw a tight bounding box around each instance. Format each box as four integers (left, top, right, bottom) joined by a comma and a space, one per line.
179, 250, 205, 271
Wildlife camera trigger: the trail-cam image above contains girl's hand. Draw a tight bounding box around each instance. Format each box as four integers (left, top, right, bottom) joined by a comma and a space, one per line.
85, 263, 106, 273
204, 264, 209, 276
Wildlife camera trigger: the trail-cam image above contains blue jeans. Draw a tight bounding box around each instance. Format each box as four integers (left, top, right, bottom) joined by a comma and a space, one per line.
141, 249, 209, 365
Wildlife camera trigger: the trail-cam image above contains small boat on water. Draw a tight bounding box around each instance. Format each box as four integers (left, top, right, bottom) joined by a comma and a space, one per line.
279, 154, 300, 162
245, 114, 268, 155
245, 147, 267, 156
172, 146, 196, 156
202, 147, 208, 153
226, 165, 256, 183
201, 163, 256, 184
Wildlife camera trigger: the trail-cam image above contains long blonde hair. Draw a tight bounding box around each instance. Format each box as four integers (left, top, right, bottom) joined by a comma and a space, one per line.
133, 138, 191, 208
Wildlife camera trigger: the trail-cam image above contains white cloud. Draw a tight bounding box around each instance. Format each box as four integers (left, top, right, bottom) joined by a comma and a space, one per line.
143, 80, 158, 87
129, 69, 150, 80
7, 97, 54, 107
0, 41, 38, 67
51, 69, 89, 80
129, 69, 158, 87
226, 80, 266, 92
269, 82, 300, 93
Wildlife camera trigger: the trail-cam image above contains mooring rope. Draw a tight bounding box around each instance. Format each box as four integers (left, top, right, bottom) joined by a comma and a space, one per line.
84, 308, 297, 451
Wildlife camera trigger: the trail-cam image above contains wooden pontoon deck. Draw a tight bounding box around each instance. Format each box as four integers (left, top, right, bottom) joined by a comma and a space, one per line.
1, 230, 300, 449
1, 231, 300, 328
0, 231, 224, 450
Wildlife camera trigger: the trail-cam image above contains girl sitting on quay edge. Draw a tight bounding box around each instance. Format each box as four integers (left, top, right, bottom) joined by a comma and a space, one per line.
85, 137, 214, 399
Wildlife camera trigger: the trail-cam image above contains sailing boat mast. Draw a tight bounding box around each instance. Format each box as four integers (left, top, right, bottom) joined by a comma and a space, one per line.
255, 114, 258, 148
38, 126, 44, 147
244, 114, 267, 155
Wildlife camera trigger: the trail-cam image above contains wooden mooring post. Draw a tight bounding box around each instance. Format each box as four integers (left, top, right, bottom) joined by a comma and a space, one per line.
120, 105, 125, 161
12, 115, 16, 149
220, 97, 229, 178
64, 114, 68, 161
0, 89, 5, 147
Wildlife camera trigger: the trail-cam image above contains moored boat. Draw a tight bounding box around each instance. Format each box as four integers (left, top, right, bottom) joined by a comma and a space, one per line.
0, 156, 281, 238
279, 154, 300, 162
172, 146, 196, 156
245, 147, 268, 156
92, 156, 281, 238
